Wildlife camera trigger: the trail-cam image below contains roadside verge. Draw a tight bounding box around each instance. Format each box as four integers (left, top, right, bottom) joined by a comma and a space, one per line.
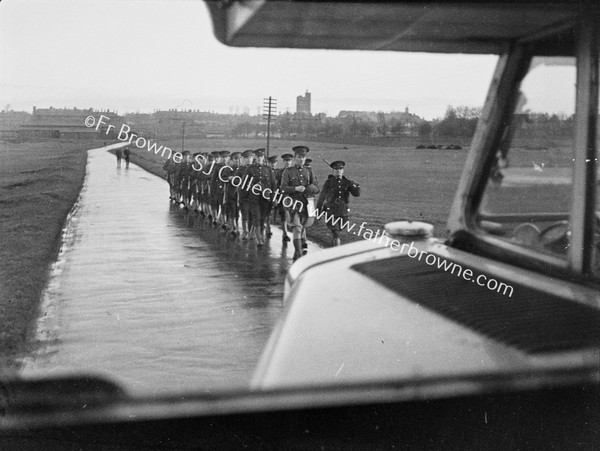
0, 140, 104, 374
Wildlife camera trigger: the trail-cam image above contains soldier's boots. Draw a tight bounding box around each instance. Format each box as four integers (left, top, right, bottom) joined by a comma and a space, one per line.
293, 239, 303, 261
301, 239, 308, 256
255, 227, 264, 246
282, 224, 291, 242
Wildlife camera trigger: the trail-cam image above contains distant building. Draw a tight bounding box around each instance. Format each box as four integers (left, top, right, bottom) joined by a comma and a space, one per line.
18, 107, 125, 140
0, 110, 30, 140
153, 109, 234, 138
296, 91, 311, 115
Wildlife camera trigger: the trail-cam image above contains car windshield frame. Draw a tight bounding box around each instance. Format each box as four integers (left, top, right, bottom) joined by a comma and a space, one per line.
448, 15, 599, 283
2, 3, 599, 446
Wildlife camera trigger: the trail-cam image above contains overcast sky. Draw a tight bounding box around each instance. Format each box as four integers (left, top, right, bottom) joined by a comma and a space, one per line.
1, 0, 502, 119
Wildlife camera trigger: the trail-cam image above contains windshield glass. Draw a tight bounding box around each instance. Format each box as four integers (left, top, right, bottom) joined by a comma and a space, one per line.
477, 56, 575, 257
10, 0, 580, 397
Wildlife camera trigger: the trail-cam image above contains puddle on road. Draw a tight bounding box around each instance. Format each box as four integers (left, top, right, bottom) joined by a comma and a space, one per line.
21, 147, 320, 396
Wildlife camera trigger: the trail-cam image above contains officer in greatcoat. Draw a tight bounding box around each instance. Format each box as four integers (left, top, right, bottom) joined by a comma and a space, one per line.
316, 160, 361, 246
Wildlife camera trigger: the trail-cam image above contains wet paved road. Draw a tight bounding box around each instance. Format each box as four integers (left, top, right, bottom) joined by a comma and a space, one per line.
22, 146, 320, 396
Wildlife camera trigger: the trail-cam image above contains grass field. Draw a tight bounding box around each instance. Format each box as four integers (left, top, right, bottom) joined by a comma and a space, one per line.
122, 137, 471, 247
0, 140, 101, 374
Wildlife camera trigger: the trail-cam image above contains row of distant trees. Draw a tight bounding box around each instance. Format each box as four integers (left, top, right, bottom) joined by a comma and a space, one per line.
140, 105, 575, 141
434, 106, 575, 140
231, 105, 486, 140
232, 114, 385, 139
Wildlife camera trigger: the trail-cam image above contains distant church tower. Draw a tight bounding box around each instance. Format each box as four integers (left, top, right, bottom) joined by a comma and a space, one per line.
296, 90, 311, 115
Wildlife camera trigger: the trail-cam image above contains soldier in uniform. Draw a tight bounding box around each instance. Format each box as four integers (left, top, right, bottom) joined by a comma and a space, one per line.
115, 147, 123, 168
267, 155, 278, 169
210, 151, 225, 224
123, 147, 131, 169
224, 152, 241, 235
264, 155, 279, 238
275, 153, 293, 242
199, 152, 214, 217
237, 149, 255, 240
172, 151, 186, 204
245, 148, 276, 246
299, 157, 316, 254
180, 150, 194, 210
303, 158, 314, 174
316, 160, 361, 246
190, 152, 205, 212
219, 151, 231, 229
280, 145, 320, 260
163, 157, 177, 200
215, 150, 232, 231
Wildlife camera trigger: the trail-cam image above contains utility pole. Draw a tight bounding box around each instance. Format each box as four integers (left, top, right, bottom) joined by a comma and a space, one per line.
181, 121, 186, 152
262, 97, 277, 158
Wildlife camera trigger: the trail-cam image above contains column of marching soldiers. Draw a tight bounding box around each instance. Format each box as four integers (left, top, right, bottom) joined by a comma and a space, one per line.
162, 146, 315, 261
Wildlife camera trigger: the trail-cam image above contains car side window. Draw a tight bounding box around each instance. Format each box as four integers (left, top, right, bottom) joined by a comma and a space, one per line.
477, 56, 576, 259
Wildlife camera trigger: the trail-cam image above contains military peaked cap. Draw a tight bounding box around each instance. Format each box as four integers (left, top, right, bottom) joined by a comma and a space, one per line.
292, 145, 310, 156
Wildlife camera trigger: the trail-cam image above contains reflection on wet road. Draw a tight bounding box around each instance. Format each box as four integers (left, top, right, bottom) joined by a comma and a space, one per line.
22, 148, 319, 396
